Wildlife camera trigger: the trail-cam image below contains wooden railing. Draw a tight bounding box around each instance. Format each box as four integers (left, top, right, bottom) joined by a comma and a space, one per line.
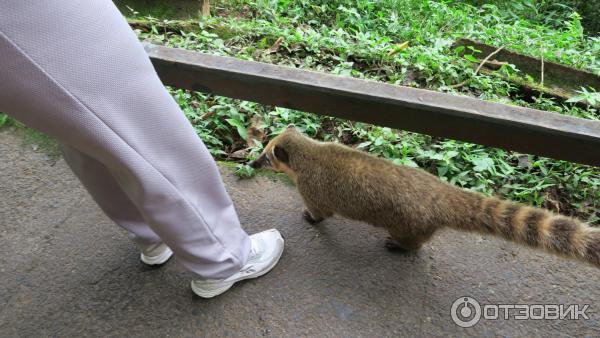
144, 43, 600, 167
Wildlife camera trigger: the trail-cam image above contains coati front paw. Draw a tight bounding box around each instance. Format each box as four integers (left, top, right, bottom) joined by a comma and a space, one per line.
384, 238, 408, 251
303, 208, 323, 224
384, 237, 421, 252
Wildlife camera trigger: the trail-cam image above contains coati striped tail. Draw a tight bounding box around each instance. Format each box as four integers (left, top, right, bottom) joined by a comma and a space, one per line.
465, 196, 600, 266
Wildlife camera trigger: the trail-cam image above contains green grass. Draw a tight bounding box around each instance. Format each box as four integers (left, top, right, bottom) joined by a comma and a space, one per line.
0, 113, 13, 128
463, 0, 600, 35
129, 1, 600, 224
114, 0, 201, 19
1, 122, 62, 160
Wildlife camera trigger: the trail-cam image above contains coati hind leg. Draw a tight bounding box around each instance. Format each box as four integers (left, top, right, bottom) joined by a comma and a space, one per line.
385, 227, 436, 252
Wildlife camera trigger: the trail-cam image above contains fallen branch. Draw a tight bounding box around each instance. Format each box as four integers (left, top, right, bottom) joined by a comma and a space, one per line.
450, 45, 506, 89
482, 59, 509, 70
265, 37, 284, 55
540, 47, 545, 88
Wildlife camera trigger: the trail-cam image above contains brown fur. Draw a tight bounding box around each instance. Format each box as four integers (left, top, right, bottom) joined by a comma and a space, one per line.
250, 126, 600, 267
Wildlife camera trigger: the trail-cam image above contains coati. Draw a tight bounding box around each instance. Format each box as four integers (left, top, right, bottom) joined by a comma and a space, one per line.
249, 125, 600, 267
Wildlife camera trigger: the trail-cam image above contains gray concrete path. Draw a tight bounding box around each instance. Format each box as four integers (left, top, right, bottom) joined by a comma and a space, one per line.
2, 128, 600, 337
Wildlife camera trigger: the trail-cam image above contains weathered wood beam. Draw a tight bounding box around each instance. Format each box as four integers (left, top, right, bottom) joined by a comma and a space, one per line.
199, 0, 210, 17
144, 43, 600, 167
453, 38, 600, 95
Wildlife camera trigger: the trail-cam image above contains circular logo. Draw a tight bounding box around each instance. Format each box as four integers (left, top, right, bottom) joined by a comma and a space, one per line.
451, 296, 481, 328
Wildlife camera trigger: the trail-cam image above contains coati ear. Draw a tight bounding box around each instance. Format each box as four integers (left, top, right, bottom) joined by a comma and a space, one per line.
273, 145, 289, 164
287, 124, 296, 131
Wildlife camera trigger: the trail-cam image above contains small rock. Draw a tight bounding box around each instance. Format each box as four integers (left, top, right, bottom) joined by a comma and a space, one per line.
517, 154, 530, 168
229, 149, 248, 160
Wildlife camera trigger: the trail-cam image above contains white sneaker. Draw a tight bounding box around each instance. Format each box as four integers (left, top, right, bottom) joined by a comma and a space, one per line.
137, 242, 173, 266
191, 229, 284, 298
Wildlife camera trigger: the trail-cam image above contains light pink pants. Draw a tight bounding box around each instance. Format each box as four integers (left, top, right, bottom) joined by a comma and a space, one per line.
0, 1, 251, 279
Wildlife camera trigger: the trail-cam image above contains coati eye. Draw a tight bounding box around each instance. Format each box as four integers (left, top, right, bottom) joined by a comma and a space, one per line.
273, 145, 289, 164
264, 155, 272, 167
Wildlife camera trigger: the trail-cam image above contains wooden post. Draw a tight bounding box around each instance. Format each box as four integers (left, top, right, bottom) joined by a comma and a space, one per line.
199, 0, 210, 17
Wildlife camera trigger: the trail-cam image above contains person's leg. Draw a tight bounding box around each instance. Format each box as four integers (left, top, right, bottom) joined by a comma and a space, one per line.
60, 144, 173, 265
0, 0, 252, 279
60, 144, 161, 246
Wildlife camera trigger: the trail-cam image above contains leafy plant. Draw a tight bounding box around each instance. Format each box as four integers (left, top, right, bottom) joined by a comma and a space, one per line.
235, 164, 256, 178
566, 87, 600, 108
0, 113, 13, 128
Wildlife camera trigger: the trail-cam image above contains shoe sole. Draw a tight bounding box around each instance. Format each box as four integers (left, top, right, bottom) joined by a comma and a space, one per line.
140, 247, 173, 266
190, 241, 284, 298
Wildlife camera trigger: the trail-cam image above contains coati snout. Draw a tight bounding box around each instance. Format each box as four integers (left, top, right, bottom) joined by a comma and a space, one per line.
248, 125, 293, 171
248, 153, 271, 169
250, 127, 600, 269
